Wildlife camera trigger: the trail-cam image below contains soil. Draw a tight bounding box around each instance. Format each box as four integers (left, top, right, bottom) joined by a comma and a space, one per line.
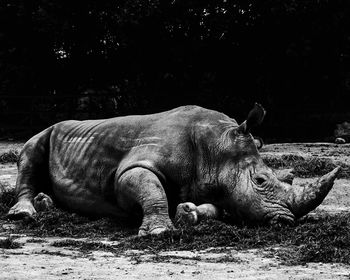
1, 142, 350, 279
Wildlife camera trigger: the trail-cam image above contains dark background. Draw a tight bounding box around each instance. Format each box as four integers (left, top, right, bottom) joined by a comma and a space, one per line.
0, 0, 349, 142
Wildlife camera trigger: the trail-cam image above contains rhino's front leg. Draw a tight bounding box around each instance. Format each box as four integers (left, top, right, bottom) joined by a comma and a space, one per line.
116, 167, 174, 236
175, 202, 221, 225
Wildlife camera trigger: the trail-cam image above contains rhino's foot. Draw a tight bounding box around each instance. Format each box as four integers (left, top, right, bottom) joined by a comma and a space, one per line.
175, 202, 199, 225
138, 215, 174, 236
33, 192, 53, 212
7, 199, 37, 220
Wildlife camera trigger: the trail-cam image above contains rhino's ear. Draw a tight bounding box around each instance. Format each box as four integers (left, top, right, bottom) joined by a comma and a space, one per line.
237, 103, 266, 133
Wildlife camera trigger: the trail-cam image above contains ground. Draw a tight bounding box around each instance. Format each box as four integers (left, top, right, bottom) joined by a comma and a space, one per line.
0, 142, 350, 280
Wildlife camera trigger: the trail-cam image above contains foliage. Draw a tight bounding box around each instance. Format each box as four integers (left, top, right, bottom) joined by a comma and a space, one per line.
1, 1, 350, 140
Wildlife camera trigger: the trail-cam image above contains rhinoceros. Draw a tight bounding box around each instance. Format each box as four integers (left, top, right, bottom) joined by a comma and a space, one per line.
8, 104, 340, 235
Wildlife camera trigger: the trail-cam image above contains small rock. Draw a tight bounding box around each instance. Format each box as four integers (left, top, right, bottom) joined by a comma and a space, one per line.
335, 137, 346, 144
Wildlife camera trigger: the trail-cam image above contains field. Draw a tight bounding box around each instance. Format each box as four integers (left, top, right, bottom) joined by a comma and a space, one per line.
0, 142, 350, 279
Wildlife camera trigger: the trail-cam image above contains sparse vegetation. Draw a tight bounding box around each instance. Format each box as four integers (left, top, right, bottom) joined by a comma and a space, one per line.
112, 215, 350, 265
262, 154, 350, 179
18, 211, 350, 265
26, 238, 47, 243
52, 239, 117, 254
0, 237, 22, 249
0, 150, 19, 164
1, 195, 349, 265
0, 184, 15, 214
11, 209, 138, 238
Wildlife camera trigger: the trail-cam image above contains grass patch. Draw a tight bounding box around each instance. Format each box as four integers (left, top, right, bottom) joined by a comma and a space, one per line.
26, 238, 47, 243
21, 211, 349, 265
13, 209, 138, 238
0, 188, 136, 238
0, 184, 15, 214
0, 237, 22, 249
0, 199, 349, 265
52, 239, 117, 254
113, 214, 350, 265
262, 153, 350, 178
0, 150, 19, 164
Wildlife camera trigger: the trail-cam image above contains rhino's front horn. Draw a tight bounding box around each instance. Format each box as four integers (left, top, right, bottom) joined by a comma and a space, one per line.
288, 166, 341, 218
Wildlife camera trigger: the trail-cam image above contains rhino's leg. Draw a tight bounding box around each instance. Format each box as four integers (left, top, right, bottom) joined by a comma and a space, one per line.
117, 167, 174, 236
175, 202, 221, 225
8, 128, 52, 220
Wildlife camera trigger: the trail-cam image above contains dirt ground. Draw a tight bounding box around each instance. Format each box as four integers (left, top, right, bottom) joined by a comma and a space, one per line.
1, 142, 350, 280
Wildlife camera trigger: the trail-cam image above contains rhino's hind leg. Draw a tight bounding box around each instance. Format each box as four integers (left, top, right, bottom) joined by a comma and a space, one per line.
117, 167, 174, 236
175, 202, 221, 225
8, 127, 52, 220
7, 163, 39, 220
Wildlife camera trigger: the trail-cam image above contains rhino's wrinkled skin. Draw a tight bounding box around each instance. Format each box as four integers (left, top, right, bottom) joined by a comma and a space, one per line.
8, 105, 340, 235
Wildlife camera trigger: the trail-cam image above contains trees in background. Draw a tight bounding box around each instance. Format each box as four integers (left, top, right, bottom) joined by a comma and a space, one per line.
1, 0, 350, 140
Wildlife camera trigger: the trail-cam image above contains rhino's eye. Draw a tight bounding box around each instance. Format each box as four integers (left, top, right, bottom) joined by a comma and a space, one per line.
254, 175, 266, 185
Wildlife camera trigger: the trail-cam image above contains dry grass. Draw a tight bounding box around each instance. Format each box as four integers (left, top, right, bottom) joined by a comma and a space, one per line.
0, 183, 16, 213
32, 211, 350, 265
0, 237, 22, 249
0, 150, 19, 164
6, 209, 137, 238
262, 153, 350, 178
52, 239, 117, 254
112, 215, 350, 265
1, 190, 349, 266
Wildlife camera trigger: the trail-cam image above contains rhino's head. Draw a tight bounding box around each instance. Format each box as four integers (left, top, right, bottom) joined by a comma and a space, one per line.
199, 104, 340, 225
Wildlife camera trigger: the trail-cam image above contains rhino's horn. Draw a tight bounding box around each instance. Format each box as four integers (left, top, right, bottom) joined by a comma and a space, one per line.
288, 166, 341, 218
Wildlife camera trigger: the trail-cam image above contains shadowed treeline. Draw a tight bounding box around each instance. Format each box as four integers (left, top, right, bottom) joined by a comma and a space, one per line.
0, 0, 349, 141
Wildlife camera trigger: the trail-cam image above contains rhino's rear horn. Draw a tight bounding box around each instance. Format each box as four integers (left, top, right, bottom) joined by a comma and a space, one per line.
238, 103, 266, 133
288, 166, 341, 218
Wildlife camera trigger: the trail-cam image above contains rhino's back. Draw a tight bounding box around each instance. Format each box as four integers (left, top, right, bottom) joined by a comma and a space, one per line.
49, 105, 230, 167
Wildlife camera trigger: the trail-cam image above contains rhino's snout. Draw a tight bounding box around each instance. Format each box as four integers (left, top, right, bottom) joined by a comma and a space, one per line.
240, 166, 340, 224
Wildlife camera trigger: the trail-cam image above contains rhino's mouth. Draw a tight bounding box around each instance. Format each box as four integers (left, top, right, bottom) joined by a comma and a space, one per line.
262, 207, 295, 226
